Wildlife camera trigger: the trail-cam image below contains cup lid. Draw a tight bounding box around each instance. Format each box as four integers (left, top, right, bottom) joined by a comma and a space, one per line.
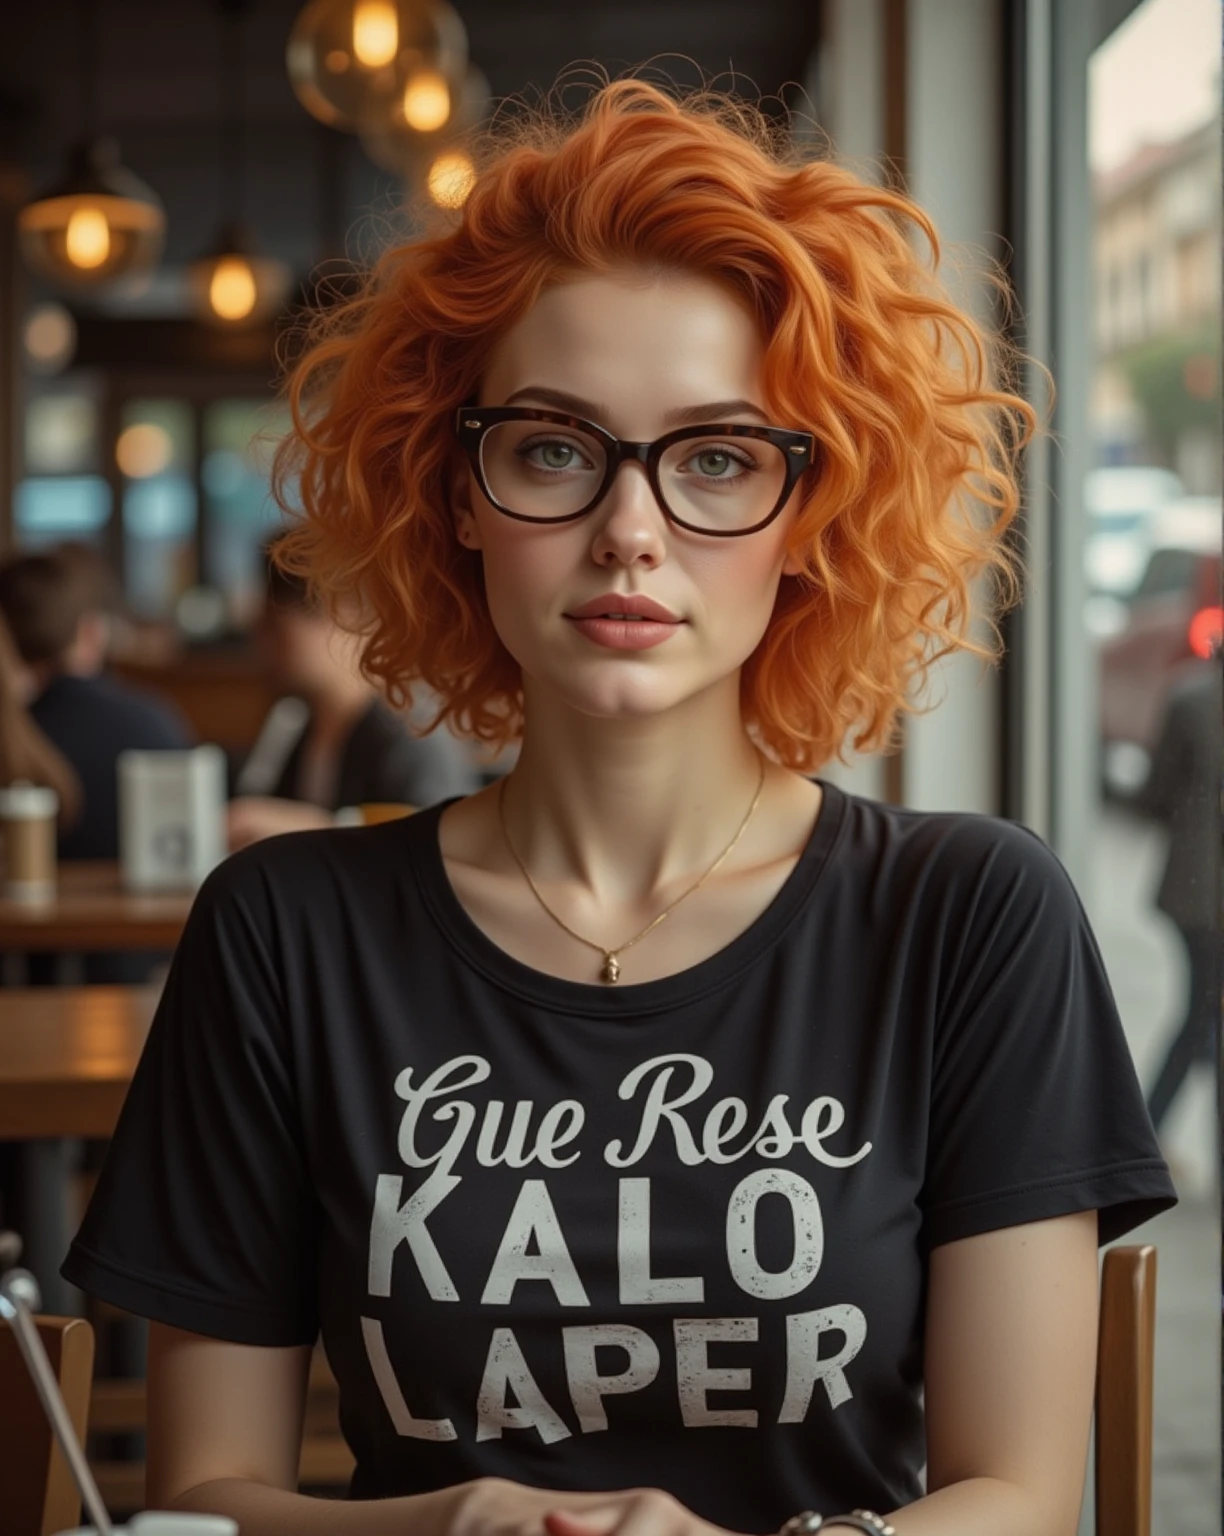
0, 782, 58, 818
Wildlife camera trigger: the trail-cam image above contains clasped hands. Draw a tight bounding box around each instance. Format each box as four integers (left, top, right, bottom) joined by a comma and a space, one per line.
449, 1477, 737, 1536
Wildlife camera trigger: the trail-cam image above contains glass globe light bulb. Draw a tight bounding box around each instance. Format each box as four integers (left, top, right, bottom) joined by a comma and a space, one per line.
352, 0, 398, 66
209, 256, 259, 322
401, 69, 450, 131
286, 0, 468, 132
65, 208, 111, 269
427, 149, 475, 209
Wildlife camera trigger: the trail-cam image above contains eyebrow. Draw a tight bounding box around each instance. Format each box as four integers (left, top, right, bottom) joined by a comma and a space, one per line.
502, 386, 771, 428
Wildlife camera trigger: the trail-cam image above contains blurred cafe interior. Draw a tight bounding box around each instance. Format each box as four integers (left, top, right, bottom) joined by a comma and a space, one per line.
0, 0, 1218, 1532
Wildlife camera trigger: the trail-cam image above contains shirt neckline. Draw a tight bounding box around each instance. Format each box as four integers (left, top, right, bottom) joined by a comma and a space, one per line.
406, 778, 847, 1017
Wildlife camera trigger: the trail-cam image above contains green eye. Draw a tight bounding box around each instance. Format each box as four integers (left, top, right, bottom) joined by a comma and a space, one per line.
696, 450, 733, 477
540, 443, 575, 469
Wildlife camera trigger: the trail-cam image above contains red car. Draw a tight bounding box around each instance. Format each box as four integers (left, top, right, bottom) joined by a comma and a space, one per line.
1098, 499, 1221, 796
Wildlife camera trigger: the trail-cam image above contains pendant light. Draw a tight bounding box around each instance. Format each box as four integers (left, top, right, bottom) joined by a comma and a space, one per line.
188, 0, 291, 328
18, 0, 164, 293
286, 0, 468, 133
358, 64, 488, 178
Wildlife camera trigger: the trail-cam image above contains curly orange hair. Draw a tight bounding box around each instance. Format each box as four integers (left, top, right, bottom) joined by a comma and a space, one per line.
273, 79, 1036, 771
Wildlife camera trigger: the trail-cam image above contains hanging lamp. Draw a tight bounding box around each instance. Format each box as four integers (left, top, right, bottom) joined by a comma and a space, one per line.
358, 64, 488, 178
18, 0, 164, 293
286, 0, 468, 133
188, 0, 292, 327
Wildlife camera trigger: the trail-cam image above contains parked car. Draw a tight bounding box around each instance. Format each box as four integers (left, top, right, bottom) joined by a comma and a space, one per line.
1083, 464, 1185, 599
1098, 497, 1221, 796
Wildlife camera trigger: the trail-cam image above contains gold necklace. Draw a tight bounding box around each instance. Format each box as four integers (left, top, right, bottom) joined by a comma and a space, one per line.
497, 754, 767, 984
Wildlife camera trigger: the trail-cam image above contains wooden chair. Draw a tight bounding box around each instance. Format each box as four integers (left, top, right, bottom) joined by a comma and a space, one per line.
357, 803, 417, 825
1095, 1245, 1157, 1536
0, 1314, 95, 1536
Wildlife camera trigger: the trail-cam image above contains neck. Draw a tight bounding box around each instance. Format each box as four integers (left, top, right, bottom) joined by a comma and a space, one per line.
503, 676, 770, 905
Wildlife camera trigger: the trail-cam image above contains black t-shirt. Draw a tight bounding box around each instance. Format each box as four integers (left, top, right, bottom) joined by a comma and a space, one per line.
63, 784, 1175, 1525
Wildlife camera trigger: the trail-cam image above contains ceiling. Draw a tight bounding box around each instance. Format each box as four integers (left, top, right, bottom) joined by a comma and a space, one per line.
3, 1, 824, 315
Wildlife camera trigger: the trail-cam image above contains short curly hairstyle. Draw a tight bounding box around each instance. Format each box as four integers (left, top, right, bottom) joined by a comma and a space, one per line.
273, 78, 1036, 771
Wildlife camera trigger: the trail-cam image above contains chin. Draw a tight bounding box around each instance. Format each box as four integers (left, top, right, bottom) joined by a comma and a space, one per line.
540, 662, 722, 723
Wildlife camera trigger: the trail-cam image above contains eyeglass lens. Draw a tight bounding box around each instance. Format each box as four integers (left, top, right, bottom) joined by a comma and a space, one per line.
477, 421, 789, 531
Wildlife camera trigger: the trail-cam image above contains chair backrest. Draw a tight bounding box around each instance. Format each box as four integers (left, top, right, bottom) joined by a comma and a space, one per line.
0, 1314, 95, 1536
357, 803, 417, 825
1095, 1245, 1157, 1536
0, 1253, 1158, 1534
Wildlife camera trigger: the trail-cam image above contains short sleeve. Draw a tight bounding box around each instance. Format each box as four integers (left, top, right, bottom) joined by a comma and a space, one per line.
62, 852, 318, 1345
923, 822, 1177, 1250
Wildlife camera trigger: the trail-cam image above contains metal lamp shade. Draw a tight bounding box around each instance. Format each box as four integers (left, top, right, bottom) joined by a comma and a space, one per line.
18, 139, 164, 293
286, 0, 468, 132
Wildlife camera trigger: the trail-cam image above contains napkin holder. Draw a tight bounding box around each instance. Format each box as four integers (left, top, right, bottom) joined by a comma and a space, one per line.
117, 747, 226, 893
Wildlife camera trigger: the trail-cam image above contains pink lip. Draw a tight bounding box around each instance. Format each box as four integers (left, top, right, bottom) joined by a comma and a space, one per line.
566, 616, 681, 650
565, 593, 682, 623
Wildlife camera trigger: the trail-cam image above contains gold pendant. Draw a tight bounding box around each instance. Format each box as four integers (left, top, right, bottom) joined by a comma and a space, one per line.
601, 952, 621, 983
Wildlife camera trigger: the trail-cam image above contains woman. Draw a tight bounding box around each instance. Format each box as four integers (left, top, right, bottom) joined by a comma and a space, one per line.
64, 82, 1175, 1536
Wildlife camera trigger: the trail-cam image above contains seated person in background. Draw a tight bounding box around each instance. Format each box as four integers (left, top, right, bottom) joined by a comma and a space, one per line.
0, 545, 189, 984
0, 606, 82, 825
0, 544, 191, 862
227, 544, 480, 848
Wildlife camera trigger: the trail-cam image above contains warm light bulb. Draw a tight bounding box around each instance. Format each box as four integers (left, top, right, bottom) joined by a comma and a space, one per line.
23, 304, 77, 373
427, 149, 475, 209
116, 422, 173, 479
353, 1, 398, 67
65, 207, 110, 269
209, 256, 258, 321
402, 69, 451, 131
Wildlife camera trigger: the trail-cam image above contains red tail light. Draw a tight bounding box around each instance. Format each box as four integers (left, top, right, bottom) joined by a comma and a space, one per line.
1188, 605, 1224, 658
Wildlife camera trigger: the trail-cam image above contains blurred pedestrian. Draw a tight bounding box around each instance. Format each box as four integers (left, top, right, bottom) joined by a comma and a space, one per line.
227, 539, 480, 848
1138, 654, 1222, 1135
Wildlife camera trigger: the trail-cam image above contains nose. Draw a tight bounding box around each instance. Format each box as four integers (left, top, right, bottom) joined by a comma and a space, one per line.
588, 459, 669, 568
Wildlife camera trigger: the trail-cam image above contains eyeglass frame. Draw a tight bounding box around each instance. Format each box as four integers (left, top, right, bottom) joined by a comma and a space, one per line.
454, 406, 819, 537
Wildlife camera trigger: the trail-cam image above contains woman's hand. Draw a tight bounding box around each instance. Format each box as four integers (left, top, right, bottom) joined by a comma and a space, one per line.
226, 796, 333, 850
449, 1480, 734, 1536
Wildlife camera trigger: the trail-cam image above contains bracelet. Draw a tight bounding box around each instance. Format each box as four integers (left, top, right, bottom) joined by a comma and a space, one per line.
779, 1512, 897, 1536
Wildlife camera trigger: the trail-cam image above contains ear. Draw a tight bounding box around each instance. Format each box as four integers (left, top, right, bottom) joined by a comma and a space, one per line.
449, 454, 483, 551
781, 545, 805, 578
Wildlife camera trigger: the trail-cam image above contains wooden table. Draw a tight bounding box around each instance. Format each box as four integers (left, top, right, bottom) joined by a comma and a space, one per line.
0, 986, 158, 1311
0, 863, 195, 952
0, 986, 157, 1141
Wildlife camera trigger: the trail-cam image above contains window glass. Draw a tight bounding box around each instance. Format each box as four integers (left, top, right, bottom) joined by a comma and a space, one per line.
119, 399, 197, 619
1087, 4, 1219, 1528
202, 399, 292, 627
25, 393, 98, 475
14, 475, 111, 545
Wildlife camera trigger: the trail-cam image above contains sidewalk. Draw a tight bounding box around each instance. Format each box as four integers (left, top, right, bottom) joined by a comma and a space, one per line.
1079, 804, 1220, 1536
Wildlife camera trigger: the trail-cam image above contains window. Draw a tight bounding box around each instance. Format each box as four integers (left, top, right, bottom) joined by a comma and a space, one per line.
119, 399, 197, 619
202, 399, 292, 627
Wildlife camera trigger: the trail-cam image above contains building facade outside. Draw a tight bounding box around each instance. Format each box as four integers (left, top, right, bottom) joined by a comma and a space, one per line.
1092, 115, 1221, 490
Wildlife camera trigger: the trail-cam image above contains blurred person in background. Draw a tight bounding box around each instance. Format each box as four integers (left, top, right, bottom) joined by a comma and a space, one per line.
226, 539, 480, 849
1137, 652, 1222, 1137
0, 544, 190, 863
0, 605, 81, 824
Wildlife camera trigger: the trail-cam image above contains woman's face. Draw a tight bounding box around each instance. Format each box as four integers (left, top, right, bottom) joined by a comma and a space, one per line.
453, 269, 805, 726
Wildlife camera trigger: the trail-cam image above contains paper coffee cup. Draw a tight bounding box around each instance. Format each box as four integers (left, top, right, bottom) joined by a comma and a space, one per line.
0, 782, 58, 903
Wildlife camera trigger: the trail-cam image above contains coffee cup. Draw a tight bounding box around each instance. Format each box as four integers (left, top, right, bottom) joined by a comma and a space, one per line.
0, 782, 58, 902
57, 1514, 238, 1535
